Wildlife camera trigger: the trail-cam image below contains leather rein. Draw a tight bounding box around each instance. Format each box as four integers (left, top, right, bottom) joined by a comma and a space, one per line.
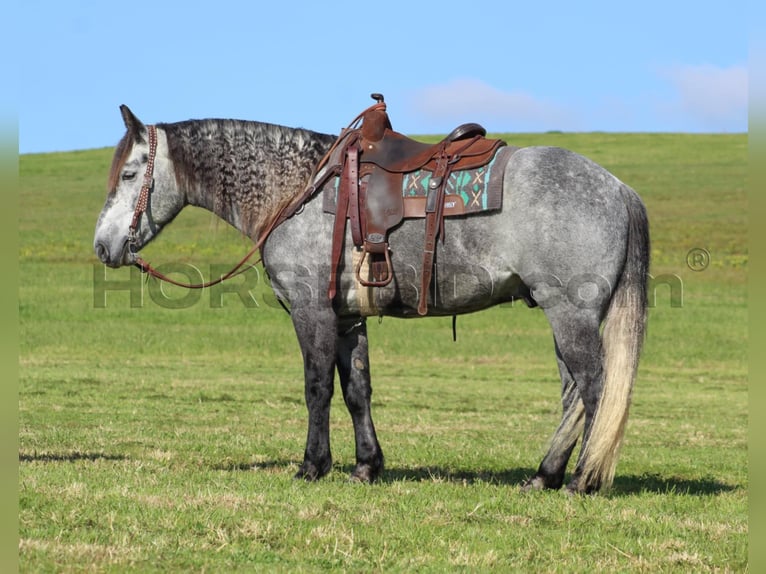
128, 124, 315, 289
127, 103, 383, 289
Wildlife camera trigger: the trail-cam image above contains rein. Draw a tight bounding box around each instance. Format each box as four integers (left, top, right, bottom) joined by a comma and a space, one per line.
128, 124, 266, 288
128, 103, 385, 289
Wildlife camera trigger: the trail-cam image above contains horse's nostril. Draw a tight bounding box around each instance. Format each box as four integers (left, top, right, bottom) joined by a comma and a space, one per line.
95, 242, 109, 263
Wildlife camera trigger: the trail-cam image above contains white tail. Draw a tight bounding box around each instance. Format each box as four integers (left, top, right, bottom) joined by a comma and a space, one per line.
580, 184, 649, 490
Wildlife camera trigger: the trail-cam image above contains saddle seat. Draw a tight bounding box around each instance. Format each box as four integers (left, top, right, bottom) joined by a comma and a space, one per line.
318, 94, 508, 315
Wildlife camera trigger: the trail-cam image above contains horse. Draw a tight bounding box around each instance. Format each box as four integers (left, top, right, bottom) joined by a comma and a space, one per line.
93, 104, 649, 494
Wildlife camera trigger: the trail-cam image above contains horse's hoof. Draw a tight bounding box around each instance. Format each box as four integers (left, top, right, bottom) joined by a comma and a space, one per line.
294, 460, 331, 481
294, 469, 318, 481
520, 475, 547, 492
565, 478, 600, 496
565, 484, 593, 496
521, 473, 567, 492
349, 462, 382, 483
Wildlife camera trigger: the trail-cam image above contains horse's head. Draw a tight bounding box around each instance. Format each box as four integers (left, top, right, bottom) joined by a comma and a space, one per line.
93, 106, 185, 267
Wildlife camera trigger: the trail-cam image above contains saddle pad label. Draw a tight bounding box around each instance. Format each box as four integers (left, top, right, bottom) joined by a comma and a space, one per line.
322, 146, 515, 217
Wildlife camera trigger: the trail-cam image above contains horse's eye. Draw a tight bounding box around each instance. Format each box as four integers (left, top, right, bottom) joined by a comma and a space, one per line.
122, 171, 137, 181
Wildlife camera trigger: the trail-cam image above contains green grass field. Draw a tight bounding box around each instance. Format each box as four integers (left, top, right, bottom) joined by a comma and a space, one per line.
19, 132, 747, 571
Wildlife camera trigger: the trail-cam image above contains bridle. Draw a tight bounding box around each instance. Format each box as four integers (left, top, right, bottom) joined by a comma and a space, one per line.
126, 124, 266, 289
127, 125, 158, 249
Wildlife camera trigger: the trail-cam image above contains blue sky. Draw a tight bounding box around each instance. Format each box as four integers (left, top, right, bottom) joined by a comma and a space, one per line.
16, 1, 748, 154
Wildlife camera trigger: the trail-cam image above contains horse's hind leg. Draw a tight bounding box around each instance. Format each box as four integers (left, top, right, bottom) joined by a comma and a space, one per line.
336, 318, 384, 482
522, 351, 585, 491
526, 307, 603, 493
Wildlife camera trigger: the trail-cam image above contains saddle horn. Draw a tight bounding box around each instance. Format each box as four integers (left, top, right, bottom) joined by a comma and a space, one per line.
362, 94, 391, 143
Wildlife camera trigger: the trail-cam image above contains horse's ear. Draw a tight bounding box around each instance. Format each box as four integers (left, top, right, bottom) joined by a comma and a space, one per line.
119, 105, 147, 143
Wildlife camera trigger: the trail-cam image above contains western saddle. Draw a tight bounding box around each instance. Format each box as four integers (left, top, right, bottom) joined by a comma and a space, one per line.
312, 94, 508, 315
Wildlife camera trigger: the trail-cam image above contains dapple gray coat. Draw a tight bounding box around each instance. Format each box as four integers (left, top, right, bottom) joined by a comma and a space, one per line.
94, 106, 649, 493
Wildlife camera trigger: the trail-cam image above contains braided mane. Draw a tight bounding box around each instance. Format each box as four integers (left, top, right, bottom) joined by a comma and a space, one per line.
160, 119, 335, 237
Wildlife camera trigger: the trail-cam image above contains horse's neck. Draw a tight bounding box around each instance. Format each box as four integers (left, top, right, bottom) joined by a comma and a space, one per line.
165, 120, 333, 238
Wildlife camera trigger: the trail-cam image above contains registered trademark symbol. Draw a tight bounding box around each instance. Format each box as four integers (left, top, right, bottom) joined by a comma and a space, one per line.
686, 248, 710, 271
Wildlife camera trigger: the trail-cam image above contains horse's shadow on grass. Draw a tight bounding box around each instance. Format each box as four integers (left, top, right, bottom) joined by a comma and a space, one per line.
610, 473, 739, 496
19, 451, 128, 463
20, 454, 739, 497
354, 466, 737, 495
371, 465, 535, 487
217, 459, 738, 496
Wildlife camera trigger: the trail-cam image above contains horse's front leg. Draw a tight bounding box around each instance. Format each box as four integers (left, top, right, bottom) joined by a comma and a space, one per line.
291, 306, 338, 481
336, 317, 384, 482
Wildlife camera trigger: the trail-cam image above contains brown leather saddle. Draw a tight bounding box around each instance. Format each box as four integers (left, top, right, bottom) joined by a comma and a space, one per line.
313, 94, 510, 315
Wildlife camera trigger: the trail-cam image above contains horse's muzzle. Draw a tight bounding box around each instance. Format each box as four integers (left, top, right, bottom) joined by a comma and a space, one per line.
94, 238, 134, 268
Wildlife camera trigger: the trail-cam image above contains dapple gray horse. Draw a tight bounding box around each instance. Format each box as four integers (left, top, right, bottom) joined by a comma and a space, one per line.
94, 105, 649, 493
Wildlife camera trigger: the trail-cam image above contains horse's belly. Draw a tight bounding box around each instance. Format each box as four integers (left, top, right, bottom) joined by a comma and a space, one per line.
340, 261, 526, 318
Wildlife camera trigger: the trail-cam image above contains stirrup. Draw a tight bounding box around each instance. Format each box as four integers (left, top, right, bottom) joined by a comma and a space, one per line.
355, 248, 393, 288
